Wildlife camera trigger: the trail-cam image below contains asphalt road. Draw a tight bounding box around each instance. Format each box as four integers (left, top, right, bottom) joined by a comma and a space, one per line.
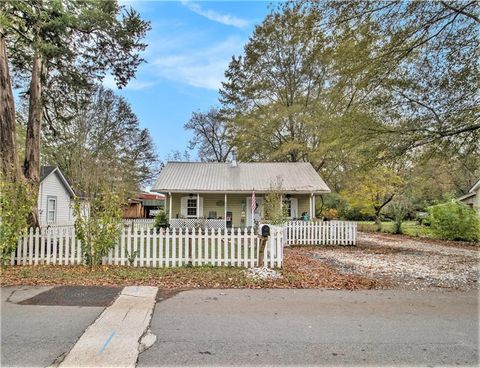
1, 286, 111, 367
138, 289, 479, 367
1, 287, 478, 367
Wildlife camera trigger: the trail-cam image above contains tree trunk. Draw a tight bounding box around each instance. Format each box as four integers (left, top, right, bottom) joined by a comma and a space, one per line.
0, 32, 22, 181
24, 49, 44, 227
374, 210, 382, 232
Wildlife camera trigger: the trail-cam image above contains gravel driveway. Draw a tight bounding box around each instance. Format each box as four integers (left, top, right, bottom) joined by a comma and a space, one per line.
307, 232, 479, 291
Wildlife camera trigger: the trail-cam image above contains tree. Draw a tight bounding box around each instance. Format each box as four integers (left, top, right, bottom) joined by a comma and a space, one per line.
184, 107, 233, 162
220, 2, 338, 167
41, 86, 159, 197
0, 31, 21, 181
262, 177, 289, 225
1, 0, 150, 225
324, 0, 480, 158
341, 167, 404, 230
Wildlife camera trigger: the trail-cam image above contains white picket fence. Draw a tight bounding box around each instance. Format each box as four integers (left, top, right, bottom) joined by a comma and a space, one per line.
11, 226, 284, 268
284, 220, 356, 245
9, 220, 356, 268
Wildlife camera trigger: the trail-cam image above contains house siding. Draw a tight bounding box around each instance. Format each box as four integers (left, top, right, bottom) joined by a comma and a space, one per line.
38, 172, 73, 226
167, 193, 311, 227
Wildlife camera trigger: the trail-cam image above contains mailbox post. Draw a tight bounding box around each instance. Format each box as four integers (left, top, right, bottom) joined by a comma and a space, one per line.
258, 224, 270, 267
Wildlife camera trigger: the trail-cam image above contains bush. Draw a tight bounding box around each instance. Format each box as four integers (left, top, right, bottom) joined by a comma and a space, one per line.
0, 177, 34, 266
321, 208, 338, 220
73, 189, 123, 266
427, 200, 480, 242
154, 210, 169, 229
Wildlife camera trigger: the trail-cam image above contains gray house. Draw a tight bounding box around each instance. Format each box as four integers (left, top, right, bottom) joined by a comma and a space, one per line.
38, 166, 75, 226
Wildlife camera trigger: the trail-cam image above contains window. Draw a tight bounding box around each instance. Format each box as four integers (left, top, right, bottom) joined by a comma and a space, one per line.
187, 198, 197, 217
47, 197, 57, 223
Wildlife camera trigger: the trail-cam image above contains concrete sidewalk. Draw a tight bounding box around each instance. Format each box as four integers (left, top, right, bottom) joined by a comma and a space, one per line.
59, 286, 157, 367
138, 289, 479, 367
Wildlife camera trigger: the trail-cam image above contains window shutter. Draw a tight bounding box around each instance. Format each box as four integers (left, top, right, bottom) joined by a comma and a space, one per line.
180, 196, 188, 217
290, 198, 298, 218
198, 197, 204, 218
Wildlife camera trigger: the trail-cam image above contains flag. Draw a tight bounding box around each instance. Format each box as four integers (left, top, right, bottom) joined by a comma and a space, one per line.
251, 190, 256, 212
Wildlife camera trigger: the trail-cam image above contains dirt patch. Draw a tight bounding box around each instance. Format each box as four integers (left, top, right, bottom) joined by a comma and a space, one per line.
303, 232, 479, 291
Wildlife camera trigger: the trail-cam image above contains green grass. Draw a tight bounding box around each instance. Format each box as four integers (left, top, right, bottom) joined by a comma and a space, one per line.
357, 221, 433, 238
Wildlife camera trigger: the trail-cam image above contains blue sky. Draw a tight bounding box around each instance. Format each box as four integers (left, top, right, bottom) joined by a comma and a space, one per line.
108, 0, 272, 160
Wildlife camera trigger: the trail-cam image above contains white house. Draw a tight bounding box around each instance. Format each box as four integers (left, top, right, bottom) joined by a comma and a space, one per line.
458, 178, 480, 214
38, 166, 75, 226
152, 161, 330, 228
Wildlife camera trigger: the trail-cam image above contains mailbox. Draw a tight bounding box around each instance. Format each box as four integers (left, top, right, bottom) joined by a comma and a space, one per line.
260, 224, 270, 237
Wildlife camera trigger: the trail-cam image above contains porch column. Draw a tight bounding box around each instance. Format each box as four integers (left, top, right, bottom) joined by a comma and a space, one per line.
313, 194, 316, 219
197, 193, 200, 218
309, 193, 313, 219
224, 193, 227, 229
168, 192, 172, 222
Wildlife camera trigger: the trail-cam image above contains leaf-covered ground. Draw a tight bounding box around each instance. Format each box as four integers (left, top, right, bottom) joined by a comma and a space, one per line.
0, 247, 381, 290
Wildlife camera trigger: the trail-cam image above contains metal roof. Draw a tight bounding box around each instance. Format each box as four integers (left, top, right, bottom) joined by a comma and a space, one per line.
152, 162, 330, 194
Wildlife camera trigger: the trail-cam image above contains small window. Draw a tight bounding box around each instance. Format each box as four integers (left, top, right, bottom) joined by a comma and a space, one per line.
47, 197, 57, 223
187, 198, 197, 217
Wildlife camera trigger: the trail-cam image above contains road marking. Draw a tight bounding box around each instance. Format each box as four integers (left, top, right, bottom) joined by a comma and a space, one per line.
59, 286, 157, 367
98, 331, 116, 354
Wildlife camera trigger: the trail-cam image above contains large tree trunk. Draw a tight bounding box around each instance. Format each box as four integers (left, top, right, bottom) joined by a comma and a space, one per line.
23, 49, 44, 227
0, 31, 22, 181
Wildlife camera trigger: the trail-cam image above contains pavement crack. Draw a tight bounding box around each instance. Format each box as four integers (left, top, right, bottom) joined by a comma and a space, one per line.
122, 306, 133, 321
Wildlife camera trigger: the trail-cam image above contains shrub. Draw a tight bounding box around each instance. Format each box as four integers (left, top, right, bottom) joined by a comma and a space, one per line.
427, 200, 480, 242
154, 210, 169, 229
321, 208, 338, 220
0, 176, 34, 266
73, 189, 123, 266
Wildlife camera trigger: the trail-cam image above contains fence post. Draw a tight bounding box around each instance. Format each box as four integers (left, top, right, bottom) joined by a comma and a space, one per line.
258, 236, 267, 267
188, 230, 193, 267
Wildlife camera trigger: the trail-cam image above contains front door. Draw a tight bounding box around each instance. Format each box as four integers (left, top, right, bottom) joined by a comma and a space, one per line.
246, 196, 263, 227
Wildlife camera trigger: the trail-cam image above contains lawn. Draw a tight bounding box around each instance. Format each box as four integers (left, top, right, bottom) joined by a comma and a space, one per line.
357, 221, 433, 238
0, 247, 382, 290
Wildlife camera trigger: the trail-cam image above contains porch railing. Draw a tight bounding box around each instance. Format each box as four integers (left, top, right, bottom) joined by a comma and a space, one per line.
169, 218, 226, 229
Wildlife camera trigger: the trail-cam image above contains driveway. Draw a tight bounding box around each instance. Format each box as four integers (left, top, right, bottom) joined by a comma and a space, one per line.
0, 286, 118, 367
138, 289, 479, 367
303, 232, 479, 290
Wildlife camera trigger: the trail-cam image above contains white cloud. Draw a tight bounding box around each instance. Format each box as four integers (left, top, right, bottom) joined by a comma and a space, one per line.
103, 74, 156, 91
181, 1, 248, 28
152, 36, 242, 90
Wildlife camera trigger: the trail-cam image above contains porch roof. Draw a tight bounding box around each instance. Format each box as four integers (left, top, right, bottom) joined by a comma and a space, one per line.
152, 162, 330, 194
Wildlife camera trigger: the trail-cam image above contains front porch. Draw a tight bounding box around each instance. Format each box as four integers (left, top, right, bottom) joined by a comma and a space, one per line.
165, 192, 317, 229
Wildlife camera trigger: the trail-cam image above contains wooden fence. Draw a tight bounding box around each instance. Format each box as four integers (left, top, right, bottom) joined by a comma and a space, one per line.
284, 220, 356, 245
10, 226, 284, 268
